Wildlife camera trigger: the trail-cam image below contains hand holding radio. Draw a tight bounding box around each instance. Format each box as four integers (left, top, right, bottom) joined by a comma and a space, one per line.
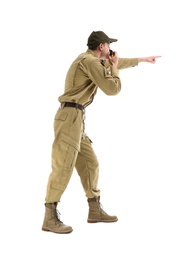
108, 49, 119, 67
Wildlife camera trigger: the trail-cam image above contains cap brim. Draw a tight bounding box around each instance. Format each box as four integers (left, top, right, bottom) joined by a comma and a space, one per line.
109, 38, 118, 43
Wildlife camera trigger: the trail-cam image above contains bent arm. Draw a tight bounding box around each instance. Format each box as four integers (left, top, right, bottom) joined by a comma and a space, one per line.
86, 59, 121, 96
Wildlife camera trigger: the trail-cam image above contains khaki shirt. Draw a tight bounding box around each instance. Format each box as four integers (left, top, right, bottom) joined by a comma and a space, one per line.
58, 49, 138, 107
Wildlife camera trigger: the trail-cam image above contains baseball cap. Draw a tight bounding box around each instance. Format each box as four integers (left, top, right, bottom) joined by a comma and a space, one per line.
87, 31, 117, 48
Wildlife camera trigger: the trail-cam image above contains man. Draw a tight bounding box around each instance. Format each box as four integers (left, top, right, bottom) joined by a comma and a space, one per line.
42, 31, 161, 234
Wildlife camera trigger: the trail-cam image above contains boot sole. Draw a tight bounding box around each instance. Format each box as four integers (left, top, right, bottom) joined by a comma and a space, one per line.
87, 219, 118, 223
42, 227, 73, 234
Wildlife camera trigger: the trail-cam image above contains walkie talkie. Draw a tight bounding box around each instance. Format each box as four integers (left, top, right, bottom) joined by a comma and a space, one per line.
109, 49, 115, 57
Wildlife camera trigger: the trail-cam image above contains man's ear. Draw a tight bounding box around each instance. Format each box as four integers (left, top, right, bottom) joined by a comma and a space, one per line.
98, 43, 103, 51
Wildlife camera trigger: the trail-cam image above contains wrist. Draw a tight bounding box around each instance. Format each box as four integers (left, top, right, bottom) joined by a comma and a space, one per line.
138, 57, 145, 62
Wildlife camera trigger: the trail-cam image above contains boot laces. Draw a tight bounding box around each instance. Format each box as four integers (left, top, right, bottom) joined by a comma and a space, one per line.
53, 209, 63, 224
97, 200, 107, 215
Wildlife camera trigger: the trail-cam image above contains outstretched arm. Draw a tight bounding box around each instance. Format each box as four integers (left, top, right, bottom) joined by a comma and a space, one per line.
105, 55, 161, 69
138, 56, 161, 64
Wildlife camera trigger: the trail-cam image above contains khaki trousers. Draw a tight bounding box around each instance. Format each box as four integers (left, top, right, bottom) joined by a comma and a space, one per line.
45, 106, 100, 203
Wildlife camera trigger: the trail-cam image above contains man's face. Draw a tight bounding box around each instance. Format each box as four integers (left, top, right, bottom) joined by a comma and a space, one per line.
100, 42, 110, 59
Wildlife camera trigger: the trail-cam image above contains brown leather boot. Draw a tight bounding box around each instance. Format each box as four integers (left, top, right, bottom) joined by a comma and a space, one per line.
87, 196, 118, 223
42, 202, 73, 233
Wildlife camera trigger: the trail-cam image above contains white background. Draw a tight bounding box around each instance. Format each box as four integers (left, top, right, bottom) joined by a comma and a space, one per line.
0, 0, 182, 259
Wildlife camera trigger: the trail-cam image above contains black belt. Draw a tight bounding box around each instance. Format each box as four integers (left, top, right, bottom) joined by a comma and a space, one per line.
62, 102, 85, 112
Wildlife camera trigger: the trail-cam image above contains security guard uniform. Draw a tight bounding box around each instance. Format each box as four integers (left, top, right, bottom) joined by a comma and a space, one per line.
45, 49, 138, 203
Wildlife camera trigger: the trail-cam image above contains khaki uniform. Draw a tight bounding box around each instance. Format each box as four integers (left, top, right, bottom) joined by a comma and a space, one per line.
45, 49, 138, 203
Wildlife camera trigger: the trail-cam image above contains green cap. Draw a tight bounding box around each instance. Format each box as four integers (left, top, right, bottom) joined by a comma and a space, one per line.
87, 31, 117, 48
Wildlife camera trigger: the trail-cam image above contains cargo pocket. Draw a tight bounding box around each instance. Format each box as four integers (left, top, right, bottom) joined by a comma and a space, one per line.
61, 132, 81, 152
59, 132, 81, 169
62, 141, 78, 169
54, 110, 68, 121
